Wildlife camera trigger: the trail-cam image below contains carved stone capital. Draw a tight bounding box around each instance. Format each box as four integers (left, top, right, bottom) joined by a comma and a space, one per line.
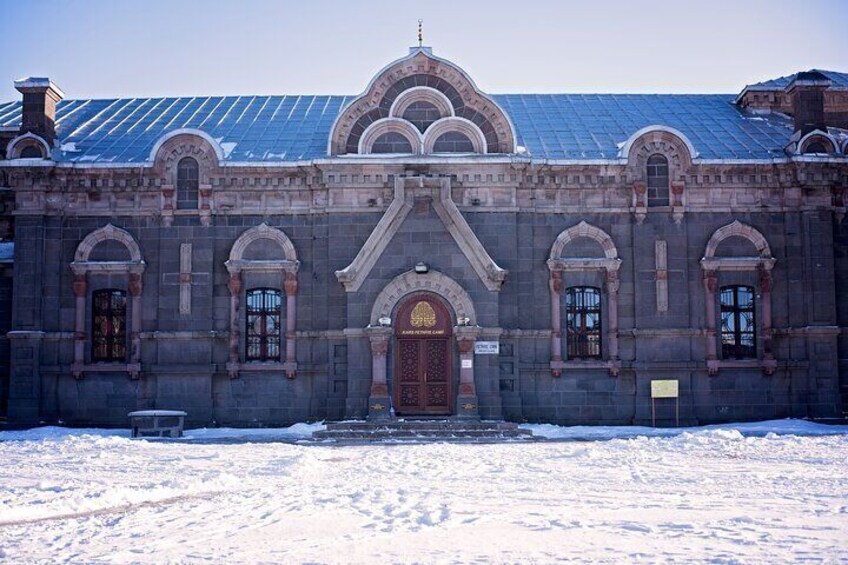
72, 274, 87, 298
458, 338, 475, 354
605, 269, 620, 293
284, 272, 298, 296
228, 272, 242, 296
703, 270, 718, 293
758, 264, 773, 292
549, 270, 563, 294
128, 273, 142, 297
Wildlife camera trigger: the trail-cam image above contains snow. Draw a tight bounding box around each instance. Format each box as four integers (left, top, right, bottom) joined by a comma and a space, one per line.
219, 141, 237, 158
0, 420, 846, 563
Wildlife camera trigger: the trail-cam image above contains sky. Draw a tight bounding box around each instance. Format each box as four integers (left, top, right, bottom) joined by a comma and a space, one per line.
0, 0, 846, 102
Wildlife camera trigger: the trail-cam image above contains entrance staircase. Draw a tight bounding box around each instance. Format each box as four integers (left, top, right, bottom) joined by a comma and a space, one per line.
312, 419, 535, 443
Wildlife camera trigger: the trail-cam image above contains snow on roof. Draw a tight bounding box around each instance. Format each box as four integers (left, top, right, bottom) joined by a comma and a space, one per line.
744, 69, 848, 90
0, 92, 798, 162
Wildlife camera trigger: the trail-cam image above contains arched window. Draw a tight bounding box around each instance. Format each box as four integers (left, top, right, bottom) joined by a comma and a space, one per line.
646, 154, 669, 207
246, 288, 282, 361
19, 145, 43, 159
720, 285, 755, 359
433, 131, 475, 153
803, 141, 827, 154
176, 157, 199, 209
402, 101, 441, 133
92, 289, 127, 362
565, 286, 602, 359
370, 132, 413, 154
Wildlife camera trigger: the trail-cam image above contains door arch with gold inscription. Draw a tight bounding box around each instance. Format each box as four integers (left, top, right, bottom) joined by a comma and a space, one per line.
393, 293, 453, 415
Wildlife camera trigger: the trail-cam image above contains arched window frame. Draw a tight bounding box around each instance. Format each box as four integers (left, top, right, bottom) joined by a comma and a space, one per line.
701, 220, 776, 375
646, 153, 670, 207
225, 223, 299, 379
547, 221, 622, 377
70, 224, 146, 380
5, 132, 51, 160
176, 156, 199, 209
358, 118, 422, 155
797, 131, 837, 155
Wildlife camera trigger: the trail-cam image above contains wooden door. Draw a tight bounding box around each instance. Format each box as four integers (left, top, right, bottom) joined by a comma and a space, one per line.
394, 294, 453, 415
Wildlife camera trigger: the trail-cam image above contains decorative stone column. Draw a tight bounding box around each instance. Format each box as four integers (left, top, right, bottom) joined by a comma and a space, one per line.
72, 274, 87, 379
199, 185, 213, 227
605, 269, 621, 376
283, 271, 298, 379
633, 181, 647, 224
549, 271, 563, 376
366, 326, 392, 420
161, 184, 174, 227
703, 269, 719, 375
128, 273, 143, 380
226, 271, 242, 379
455, 325, 481, 419
671, 181, 685, 225
759, 265, 776, 375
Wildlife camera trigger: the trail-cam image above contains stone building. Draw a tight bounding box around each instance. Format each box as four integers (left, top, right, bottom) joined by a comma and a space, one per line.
0, 48, 846, 427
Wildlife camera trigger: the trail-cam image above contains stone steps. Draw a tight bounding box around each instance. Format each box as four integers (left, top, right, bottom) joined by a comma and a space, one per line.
312, 420, 535, 442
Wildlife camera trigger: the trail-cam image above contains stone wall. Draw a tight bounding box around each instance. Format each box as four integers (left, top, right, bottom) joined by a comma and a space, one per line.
1, 153, 846, 427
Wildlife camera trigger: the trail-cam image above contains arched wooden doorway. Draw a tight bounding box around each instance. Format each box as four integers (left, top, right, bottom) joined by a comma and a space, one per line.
393, 293, 453, 416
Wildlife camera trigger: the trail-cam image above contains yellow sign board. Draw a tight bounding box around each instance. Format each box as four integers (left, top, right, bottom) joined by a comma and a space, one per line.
651, 380, 679, 399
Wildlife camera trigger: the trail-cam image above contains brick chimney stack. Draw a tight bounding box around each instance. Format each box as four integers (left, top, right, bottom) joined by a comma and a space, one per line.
784, 71, 831, 136
14, 77, 65, 147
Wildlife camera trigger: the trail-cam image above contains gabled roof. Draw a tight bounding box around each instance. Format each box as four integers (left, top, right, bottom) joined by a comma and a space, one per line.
0, 92, 796, 163
743, 69, 848, 90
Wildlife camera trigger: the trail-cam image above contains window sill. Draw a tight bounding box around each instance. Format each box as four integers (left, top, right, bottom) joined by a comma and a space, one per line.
71, 362, 141, 380
707, 357, 776, 376
551, 358, 620, 377
226, 361, 297, 379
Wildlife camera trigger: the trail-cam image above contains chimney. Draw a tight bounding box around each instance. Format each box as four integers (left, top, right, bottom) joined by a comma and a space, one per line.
784, 70, 831, 136
14, 77, 65, 147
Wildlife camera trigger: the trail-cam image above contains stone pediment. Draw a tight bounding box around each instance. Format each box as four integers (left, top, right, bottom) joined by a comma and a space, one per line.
335, 175, 507, 292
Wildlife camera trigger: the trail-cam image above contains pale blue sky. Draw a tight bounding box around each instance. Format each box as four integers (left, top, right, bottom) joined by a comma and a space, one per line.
0, 0, 846, 102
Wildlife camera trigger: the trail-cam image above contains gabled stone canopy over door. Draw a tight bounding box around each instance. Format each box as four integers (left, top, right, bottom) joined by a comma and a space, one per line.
335, 174, 507, 292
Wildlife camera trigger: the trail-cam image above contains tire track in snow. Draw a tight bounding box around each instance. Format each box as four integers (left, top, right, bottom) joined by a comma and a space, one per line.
0, 489, 234, 527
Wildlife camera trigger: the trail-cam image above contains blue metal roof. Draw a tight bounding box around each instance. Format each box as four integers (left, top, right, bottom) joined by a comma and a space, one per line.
0, 241, 14, 263
0, 93, 795, 162
745, 69, 848, 90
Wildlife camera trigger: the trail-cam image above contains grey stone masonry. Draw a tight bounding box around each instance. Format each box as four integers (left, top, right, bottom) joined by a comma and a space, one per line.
1, 52, 847, 426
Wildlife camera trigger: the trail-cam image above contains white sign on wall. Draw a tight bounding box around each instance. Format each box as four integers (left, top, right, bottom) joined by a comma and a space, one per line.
461, 359, 473, 369
474, 341, 499, 355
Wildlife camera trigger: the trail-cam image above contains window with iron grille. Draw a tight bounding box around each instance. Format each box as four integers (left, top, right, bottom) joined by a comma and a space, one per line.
92, 289, 127, 362
246, 288, 282, 361
565, 286, 602, 359
176, 157, 199, 209
720, 285, 756, 359
646, 154, 669, 207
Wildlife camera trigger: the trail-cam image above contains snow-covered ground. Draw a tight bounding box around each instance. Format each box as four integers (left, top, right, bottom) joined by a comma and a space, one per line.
1, 420, 846, 564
